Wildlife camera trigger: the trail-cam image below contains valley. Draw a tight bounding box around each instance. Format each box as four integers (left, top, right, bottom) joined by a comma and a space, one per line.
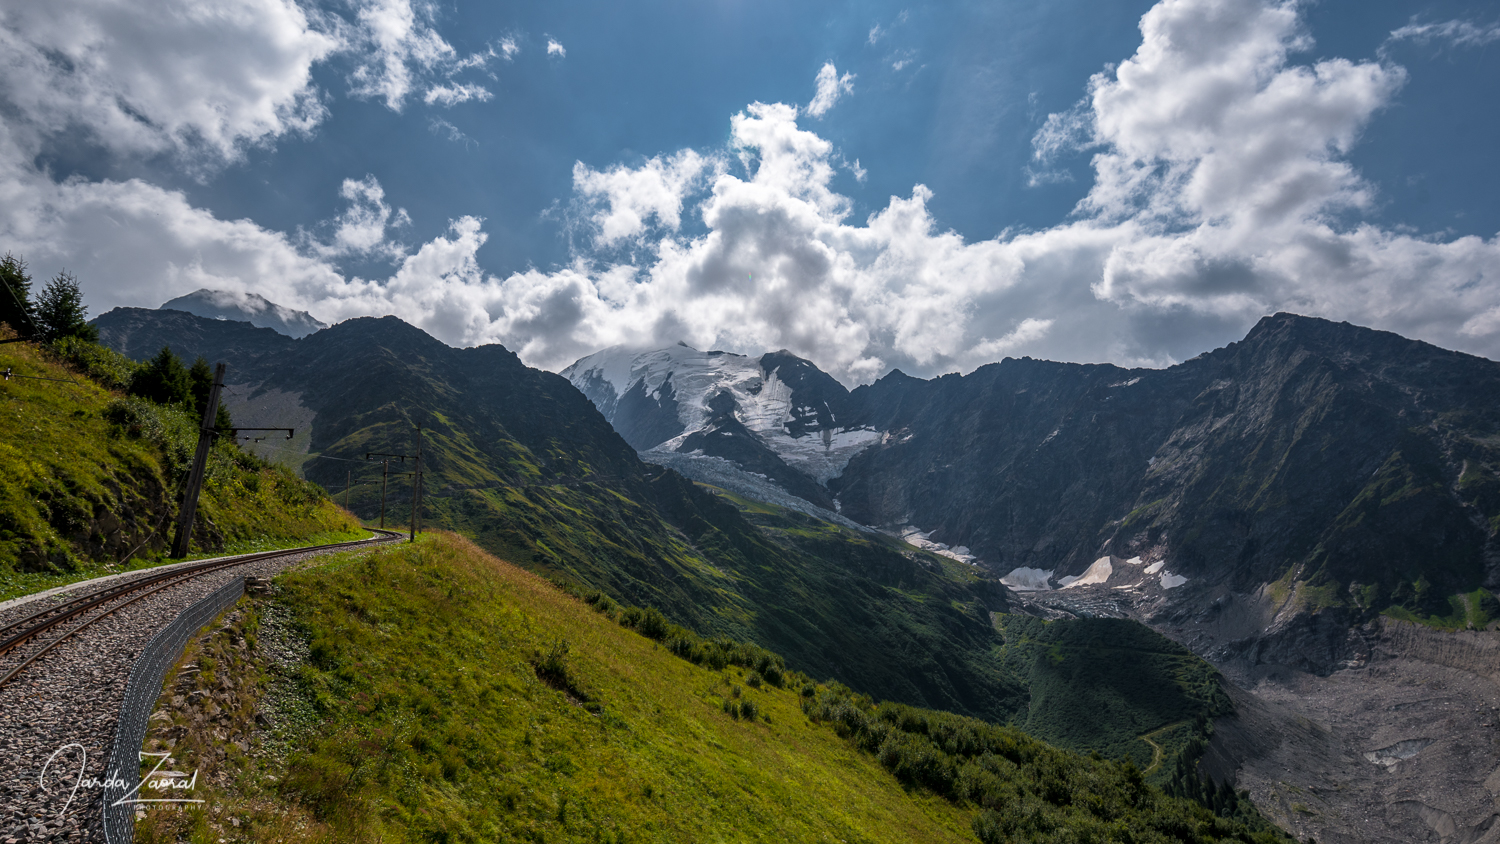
1017, 575, 1500, 844
559, 313, 1500, 843
128, 531, 1286, 843
92, 302, 1500, 842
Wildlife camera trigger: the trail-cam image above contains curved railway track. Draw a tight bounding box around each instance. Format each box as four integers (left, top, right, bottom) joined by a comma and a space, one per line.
0, 531, 402, 842
0, 531, 401, 693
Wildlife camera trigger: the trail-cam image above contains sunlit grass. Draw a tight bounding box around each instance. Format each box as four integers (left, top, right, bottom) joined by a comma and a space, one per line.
0, 337, 359, 601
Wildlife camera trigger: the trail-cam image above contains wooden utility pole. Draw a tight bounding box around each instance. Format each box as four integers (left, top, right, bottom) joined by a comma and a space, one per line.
170, 362, 225, 558
378, 460, 388, 528
366, 452, 410, 529
409, 423, 422, 542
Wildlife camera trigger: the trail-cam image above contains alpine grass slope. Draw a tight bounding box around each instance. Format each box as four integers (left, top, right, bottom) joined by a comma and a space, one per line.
93, 305, 1240, 785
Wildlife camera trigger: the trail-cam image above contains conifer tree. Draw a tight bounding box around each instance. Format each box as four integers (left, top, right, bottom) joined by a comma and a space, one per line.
188, 355, 233, 435
0, 252, 35, 337
33, 270, 98, 342
131, 346, 193, 406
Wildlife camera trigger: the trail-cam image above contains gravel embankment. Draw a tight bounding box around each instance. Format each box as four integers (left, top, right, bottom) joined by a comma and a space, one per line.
0, 539, 390, 843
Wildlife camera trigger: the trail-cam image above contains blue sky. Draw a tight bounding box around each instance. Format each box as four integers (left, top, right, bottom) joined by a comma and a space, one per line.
2, 0, 1498, 382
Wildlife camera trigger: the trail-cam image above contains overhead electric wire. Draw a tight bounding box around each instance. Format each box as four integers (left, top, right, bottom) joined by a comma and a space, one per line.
243, 440, 373, 463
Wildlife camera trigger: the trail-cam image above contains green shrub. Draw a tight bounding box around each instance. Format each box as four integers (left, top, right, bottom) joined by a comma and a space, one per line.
558, 588, 794, 685
532, 639, 595, 708
1477, 589, 1500, 624
803, 685, 1290, 843
49, 336, 138, 390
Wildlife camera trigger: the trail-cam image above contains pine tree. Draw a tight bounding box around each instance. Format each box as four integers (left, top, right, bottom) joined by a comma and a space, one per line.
188, 355, 233, 435
0, 252, 35, 337
131, 346, 193, 406
188, 356, 214, 412
33, 271, 98, 343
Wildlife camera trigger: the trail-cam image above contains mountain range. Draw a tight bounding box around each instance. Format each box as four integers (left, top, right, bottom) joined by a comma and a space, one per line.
566, 315, 1500, 655
88, 308, 1094, 731
92, 297, 1500, 843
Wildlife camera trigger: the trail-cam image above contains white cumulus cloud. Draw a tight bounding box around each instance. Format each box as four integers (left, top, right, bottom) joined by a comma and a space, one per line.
806, 62, 855, 118
305, 176, 410, 261
0, 0, 339, 164
2, 0, 1498, 391
346, 0, 499, 112
547, 38, 566, 58
572, 151, 716, 247
422, 0, 1500, 381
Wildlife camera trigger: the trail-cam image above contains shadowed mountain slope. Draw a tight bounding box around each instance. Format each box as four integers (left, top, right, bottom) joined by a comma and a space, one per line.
834, 314, 1500, 614
91, 306, 1244, 782
93, 309, 1027, 724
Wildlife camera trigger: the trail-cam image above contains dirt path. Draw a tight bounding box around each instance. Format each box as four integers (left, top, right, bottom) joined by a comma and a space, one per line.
1138, 723, 1182, 776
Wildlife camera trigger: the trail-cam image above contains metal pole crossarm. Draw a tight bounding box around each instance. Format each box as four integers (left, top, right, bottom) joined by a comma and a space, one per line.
230, 427, 294, 440
364, 452, 417, 532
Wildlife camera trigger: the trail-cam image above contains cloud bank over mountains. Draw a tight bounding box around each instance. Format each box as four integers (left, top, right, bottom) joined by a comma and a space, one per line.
1, 0, 1497, 384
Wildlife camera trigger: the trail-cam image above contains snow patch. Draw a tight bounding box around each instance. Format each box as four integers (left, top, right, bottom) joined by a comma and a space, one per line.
1144, 560, 1165, 575
1001, 567, 1054, 591
1124, 556, 1143, 566
897, 526, 978, 565
1159, 571, 1188, 589
1363, 739, 1433, 768
1060, 556, 1113, 589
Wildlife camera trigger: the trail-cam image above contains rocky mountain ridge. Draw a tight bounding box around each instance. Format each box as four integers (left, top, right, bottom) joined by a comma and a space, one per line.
563, 343, 880, 519
89, 307, 1041, 727
94, 303, 1500, 843
160, 289, 327, 338
569, 315, 1500, 647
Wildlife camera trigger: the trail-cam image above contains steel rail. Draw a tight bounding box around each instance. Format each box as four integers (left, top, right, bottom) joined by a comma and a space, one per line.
0, 530, 400, 690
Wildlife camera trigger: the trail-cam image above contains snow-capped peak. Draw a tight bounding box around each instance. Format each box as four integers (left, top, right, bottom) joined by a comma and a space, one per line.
563, 343, 882, 487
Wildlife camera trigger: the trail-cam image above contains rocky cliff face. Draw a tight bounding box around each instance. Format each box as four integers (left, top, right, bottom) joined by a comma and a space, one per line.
835, 314, 1500, 610
558, 315, 1500, 671
93, 306, 294, 371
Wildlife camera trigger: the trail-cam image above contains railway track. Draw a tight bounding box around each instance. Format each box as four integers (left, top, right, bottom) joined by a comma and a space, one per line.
0, 531, 401, 842
0, 530, 401, 693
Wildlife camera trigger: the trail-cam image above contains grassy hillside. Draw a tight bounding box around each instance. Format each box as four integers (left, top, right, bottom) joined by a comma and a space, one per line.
93, 310, 1237, 781
136, 532, 1288, 844
441, 474, 1025, 724
0, 335, 359, 600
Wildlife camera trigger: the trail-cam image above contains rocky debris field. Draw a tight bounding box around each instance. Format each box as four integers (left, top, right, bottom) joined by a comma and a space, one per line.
1033, 578, 1500, 844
